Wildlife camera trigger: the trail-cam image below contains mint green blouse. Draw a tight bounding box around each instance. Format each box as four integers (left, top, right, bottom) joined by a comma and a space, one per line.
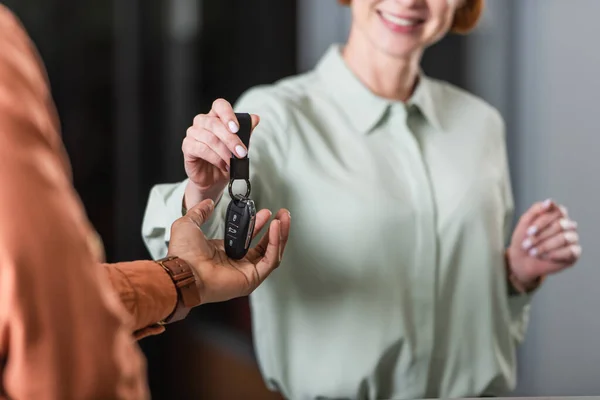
141, 45, 532, 400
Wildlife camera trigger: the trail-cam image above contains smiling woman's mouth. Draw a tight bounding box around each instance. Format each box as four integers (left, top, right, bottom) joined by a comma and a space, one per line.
377, 11, 425, 32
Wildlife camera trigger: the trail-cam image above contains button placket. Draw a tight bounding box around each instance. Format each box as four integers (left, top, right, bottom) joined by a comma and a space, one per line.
390, 103, 438, 392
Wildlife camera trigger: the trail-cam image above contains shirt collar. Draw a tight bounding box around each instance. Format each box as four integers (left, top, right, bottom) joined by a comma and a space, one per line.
315, 44, 442, 134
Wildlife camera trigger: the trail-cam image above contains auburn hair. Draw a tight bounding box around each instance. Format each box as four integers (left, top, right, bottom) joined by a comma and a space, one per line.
337, 0, 484, 34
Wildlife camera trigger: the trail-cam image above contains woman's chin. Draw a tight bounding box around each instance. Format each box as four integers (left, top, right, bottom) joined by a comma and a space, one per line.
375, 41, 423, 59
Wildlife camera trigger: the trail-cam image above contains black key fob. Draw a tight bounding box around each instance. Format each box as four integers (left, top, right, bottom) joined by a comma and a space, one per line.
224, 113, 255, 260
225, 194, 256, 259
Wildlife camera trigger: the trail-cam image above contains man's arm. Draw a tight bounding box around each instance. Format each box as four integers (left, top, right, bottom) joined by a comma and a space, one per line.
0, 6, 290, 397
0, 7, 150, 398
103, 261, 177, 338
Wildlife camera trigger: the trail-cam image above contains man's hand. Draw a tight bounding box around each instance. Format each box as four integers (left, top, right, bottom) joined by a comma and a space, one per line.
167, 199, 291, 304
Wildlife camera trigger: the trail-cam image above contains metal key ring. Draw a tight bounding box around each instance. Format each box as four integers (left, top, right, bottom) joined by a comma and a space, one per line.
228, 178, 251, 199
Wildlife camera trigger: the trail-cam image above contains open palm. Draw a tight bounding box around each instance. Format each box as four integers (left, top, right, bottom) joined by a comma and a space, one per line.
168, 199, 291, 305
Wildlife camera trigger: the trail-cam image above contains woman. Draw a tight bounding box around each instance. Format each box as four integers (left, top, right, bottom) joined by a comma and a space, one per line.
142, 0, 581, 398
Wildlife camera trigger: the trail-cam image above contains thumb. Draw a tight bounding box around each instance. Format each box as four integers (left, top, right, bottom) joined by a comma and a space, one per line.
250, 114, 260, 132
185, 198, 215, 228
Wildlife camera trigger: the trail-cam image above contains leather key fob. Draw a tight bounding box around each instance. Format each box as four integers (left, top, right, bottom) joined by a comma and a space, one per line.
224, 113, 255, 259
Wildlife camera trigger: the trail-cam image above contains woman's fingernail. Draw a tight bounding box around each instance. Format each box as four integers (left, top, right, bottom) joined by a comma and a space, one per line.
571, 245, 582, 258
543, 198, 552, 209
529, 248, 538, 257
559, 205, 568, 216
235, 145, 247, 157
228, 120, 239, 133
565, 231, 578, 243
527, 226, 537, 236
559, 218, 570, 230
522, 238, 533, 250
225, 164, 230, 172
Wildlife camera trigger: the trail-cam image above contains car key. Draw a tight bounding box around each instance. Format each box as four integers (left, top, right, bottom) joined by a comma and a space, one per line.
225, 113, 256, 259
225, 194, 256, 259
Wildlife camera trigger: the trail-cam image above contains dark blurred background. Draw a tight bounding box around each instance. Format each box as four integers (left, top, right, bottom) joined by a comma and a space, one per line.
5, 0, 600, 398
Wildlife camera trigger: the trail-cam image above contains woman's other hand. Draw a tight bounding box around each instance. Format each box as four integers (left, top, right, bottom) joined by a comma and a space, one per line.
507, 199, 581, 288
182, 99, 260, 209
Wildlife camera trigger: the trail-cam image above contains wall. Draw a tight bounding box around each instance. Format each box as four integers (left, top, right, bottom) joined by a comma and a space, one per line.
297, 0, 350, 72
466, 0, 600, 395
507, 0, 600, 395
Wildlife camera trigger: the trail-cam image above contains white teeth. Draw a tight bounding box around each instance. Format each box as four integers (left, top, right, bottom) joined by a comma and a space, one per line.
380, 12, 417, 27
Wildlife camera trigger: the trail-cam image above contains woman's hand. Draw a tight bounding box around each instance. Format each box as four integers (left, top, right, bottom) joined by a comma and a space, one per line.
507, 199, 582, 287
182, 99, 260, 209
168, 199, 291, 304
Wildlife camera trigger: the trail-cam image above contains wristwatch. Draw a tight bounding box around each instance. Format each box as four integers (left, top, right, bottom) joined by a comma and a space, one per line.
156, 256, 202, 324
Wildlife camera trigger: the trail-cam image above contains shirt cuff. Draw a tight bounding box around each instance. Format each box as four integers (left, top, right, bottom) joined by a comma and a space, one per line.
164, 180, 189, 243
103, 260, 177, 333
507, 293, 532, 342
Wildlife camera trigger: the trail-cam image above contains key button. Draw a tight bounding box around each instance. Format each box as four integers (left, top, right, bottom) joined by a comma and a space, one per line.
228, 211, 241, 225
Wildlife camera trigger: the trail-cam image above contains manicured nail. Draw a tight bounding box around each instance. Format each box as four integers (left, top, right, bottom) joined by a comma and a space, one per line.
287, 211, 292, 219
522, 238, 533, 249
571, 245, 582, 258
228, 120, 239, 133
543, 199, 552, 209
565, 231, 578, 243
527, 226, 537, 236
529, 248, 538, 257
225, 164, 230, 172
235, 145, 247, 157
559, 205, 568, 216
559, 218, 570, 230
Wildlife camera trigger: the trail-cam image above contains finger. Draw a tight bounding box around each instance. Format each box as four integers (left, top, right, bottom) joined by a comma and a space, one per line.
523, 208, 562, 239
205, 99, 249, 158
184, 198, 215, 229
254, 220, 282, 282
273, 209, 291, 258
190, 127, 234, 169
210, 98, 240, 135
559, 204, 569, 217
522, 217, 578, 250
195, 114, 248, 159
516, 199, 554, 232
251, 209, 273, 240
521, 202, 559, 236
250, 114, 260, 131
208, 107, 260, 133
546, 244, 582, 263
182, 135, 228, 172
530, 231, 579, 257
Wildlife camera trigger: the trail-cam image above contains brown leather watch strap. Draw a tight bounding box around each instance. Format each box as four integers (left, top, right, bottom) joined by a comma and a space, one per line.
156, 256, 202, 324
